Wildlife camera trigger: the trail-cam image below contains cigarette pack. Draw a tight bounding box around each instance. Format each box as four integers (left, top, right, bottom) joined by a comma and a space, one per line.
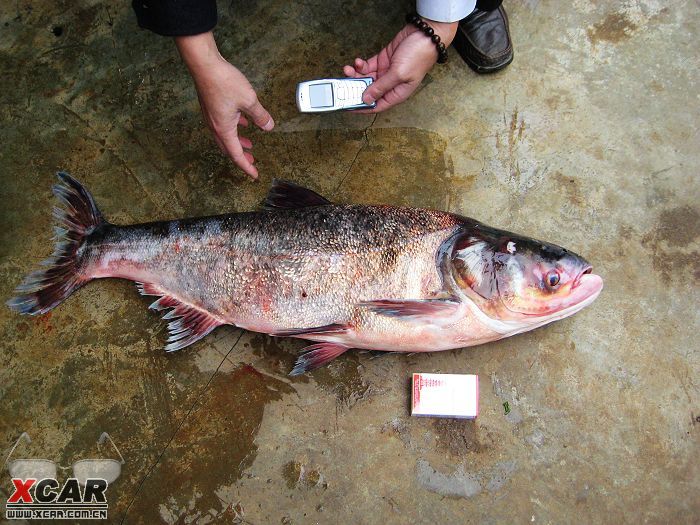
411, 373, 479, 419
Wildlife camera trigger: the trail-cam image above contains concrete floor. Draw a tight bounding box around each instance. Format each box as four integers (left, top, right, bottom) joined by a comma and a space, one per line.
1, 0, 698, 523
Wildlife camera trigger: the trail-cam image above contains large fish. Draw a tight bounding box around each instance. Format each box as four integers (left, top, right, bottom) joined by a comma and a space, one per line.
8, 173, 603, 374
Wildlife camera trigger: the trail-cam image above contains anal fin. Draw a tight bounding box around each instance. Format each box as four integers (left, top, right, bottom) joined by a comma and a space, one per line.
136, 282, 224, 352
290, 342, 349, 376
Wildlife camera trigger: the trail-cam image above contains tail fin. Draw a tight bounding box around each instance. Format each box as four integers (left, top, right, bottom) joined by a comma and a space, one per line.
7, 172, 104, 315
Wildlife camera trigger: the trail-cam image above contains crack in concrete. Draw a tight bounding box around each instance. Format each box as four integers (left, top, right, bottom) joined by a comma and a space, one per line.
119, 330, 244, 524
59, 102, 103, 140
103, 4, 118, 51
37, 43, 87, 59
334, 114, 378, 195
54, 101, 170, 218
107, 149, 173, 218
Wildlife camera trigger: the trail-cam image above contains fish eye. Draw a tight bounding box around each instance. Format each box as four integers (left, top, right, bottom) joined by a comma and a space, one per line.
545, 269, 561, 289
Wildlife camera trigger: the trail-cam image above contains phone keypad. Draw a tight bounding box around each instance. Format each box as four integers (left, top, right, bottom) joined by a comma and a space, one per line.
347, 82, 366, 104
333, 79, 371, 108
351, 82, 365, 104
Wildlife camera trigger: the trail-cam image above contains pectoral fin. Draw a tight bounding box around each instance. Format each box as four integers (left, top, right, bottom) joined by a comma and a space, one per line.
359, 298, 461, 322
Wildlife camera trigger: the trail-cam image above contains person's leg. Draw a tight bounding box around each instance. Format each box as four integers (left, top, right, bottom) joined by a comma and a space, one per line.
452, 1, 513, 74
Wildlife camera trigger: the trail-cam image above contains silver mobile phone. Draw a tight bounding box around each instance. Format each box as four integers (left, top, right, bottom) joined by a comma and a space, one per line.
296, 78, 376, 113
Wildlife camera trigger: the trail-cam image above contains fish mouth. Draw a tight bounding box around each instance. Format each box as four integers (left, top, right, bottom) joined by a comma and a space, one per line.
568, 270, 603, 306
532, 268, 603, 325
573, 264, 594, 288
543, 262, 602, 313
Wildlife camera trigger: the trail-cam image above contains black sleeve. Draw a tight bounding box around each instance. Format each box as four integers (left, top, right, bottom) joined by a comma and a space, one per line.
132, 0, 218, 37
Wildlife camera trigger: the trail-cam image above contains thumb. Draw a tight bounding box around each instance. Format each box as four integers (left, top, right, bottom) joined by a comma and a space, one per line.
362, 71, 401, 105
243, 96, 275, 131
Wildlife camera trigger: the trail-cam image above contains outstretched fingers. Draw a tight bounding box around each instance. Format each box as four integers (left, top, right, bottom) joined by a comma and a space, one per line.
243, 96, 275, 132
218, 128, 258, 179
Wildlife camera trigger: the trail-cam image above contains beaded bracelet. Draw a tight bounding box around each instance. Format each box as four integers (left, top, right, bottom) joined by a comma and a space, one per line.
406, 13, 448, 64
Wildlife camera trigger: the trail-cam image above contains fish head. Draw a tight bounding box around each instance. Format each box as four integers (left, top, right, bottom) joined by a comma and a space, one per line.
449, 226, 603, 329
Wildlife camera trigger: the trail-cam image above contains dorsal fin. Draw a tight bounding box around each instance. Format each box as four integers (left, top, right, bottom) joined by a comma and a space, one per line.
263, 179, 332, 210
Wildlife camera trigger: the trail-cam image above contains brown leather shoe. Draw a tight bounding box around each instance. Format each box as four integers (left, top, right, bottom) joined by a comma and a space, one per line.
452, 6, 513, 74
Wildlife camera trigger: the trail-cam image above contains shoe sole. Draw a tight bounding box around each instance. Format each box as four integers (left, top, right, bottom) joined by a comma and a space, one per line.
463, 51, 514, 74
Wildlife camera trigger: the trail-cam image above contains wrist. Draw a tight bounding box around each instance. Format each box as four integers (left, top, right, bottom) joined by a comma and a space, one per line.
405, 13, 455, 63
423, 20, 457, 46
175, 32, 224, 75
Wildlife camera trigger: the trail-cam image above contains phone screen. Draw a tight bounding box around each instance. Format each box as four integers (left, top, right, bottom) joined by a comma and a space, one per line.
308, 83, 334, 108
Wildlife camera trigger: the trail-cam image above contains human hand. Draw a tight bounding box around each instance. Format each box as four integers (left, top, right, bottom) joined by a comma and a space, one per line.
343, 20, 457, 113
175, 32, 274, 179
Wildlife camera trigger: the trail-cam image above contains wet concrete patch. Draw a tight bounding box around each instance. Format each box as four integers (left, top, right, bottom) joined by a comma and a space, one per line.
641, 205, 700, 281
416, 458, 517, 499
432, 418, 495, 456
652, 206, 700, 248
282, 460, 327, 490
309, 356, 370, 408
416, 459, 481, 499
587, 12, 638, 45
122, 365, 294, 523
245, 333, 301, 375
256, 125, 456, 210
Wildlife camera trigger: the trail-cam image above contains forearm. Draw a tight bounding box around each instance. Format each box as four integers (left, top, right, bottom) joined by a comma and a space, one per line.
174, 32, 223, 77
